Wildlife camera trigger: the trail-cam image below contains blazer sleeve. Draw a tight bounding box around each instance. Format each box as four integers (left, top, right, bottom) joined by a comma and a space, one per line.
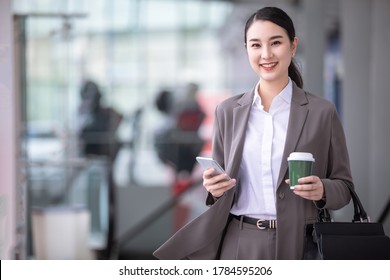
318, 106, 353, 210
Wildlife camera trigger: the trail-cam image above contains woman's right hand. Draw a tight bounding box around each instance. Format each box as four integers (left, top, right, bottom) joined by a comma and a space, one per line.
202, 168, 236, 198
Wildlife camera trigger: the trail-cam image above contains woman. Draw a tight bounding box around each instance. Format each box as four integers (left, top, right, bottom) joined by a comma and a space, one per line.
153, 6, 353, 260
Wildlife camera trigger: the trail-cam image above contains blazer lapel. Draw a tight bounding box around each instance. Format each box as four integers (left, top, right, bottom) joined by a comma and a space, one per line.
227, 89, 254, 179
220, 89, 254, 204
276, 83, 309, 189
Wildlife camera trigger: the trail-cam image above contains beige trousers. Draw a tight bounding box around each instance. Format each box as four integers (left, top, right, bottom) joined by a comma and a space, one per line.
219, 216, 277, 259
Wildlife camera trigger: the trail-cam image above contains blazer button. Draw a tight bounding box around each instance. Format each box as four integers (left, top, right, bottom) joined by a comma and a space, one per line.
279, 192, 285, 199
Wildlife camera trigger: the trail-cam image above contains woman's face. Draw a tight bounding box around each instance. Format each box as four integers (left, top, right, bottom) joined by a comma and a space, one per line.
246, 20, 297, 85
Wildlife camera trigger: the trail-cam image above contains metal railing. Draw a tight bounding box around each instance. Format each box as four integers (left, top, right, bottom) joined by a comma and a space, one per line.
24, 157, 116, 259
114, 176, 203, 259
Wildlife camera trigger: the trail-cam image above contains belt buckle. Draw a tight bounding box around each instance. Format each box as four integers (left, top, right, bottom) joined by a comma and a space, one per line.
256, 219, 266, 230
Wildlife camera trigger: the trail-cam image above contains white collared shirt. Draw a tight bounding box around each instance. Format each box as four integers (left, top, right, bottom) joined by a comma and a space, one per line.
230, 79, 292, 220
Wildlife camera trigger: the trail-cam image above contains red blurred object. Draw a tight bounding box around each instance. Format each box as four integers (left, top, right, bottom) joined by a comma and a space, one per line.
172, 176, 192, 196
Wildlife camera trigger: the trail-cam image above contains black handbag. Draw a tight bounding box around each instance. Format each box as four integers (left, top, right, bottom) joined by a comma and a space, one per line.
304, 184, 390, 260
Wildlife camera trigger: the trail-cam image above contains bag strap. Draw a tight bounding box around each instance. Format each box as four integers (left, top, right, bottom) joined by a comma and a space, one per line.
319, 183, 370, 223
318, 207, 332, 222
346, 183, 370, 222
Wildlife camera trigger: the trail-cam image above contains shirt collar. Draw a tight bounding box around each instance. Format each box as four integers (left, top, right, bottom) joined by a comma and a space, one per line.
252, 78, 293, 108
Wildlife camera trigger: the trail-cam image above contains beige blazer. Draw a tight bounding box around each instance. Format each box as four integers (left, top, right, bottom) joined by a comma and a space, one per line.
153, 82, 353, 259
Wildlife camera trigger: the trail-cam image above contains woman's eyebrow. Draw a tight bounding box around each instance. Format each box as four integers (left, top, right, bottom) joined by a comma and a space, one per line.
248, 35, 284, 42
269, 35, 284, 40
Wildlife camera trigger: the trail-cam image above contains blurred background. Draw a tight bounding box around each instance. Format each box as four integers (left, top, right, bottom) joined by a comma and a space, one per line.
1, 0, 389, 260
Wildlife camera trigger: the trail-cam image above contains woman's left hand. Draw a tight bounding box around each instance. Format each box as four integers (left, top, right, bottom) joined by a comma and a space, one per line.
285, 176, 324, 201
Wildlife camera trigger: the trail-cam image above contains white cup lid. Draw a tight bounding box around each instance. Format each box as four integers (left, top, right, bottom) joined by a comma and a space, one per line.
287, 152, 315, 162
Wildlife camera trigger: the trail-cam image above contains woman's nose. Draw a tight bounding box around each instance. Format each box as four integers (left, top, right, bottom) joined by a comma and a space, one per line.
261, 46, 273, 59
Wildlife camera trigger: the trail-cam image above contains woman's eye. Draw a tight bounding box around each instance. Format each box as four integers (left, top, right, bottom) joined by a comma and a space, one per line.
251, 43, 261, 48
271, 41, 281, 46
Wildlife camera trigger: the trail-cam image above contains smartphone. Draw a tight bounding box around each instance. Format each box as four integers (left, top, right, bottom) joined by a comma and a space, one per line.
196, 156, 231, 179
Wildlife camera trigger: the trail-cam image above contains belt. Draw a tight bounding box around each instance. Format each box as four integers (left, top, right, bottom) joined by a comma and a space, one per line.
231, 214, 277, 229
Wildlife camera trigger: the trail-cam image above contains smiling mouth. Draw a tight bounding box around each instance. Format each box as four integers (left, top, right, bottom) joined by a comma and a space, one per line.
260, 62, 278, 70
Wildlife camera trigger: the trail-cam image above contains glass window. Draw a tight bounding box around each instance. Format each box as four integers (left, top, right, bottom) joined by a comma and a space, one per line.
15, 0, 233, 183
140, 0, 181, 30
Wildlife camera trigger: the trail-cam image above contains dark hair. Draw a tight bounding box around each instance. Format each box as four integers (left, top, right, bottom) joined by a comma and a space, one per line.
244, 7, 303, 88
80, 80, 102, 101
155, 89, 172, 114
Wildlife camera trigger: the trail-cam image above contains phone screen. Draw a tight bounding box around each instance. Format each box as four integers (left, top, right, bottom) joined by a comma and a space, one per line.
196, 157, 230, 178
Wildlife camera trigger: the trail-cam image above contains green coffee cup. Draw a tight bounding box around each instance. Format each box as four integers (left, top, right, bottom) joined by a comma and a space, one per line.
287, 152, 315, 189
